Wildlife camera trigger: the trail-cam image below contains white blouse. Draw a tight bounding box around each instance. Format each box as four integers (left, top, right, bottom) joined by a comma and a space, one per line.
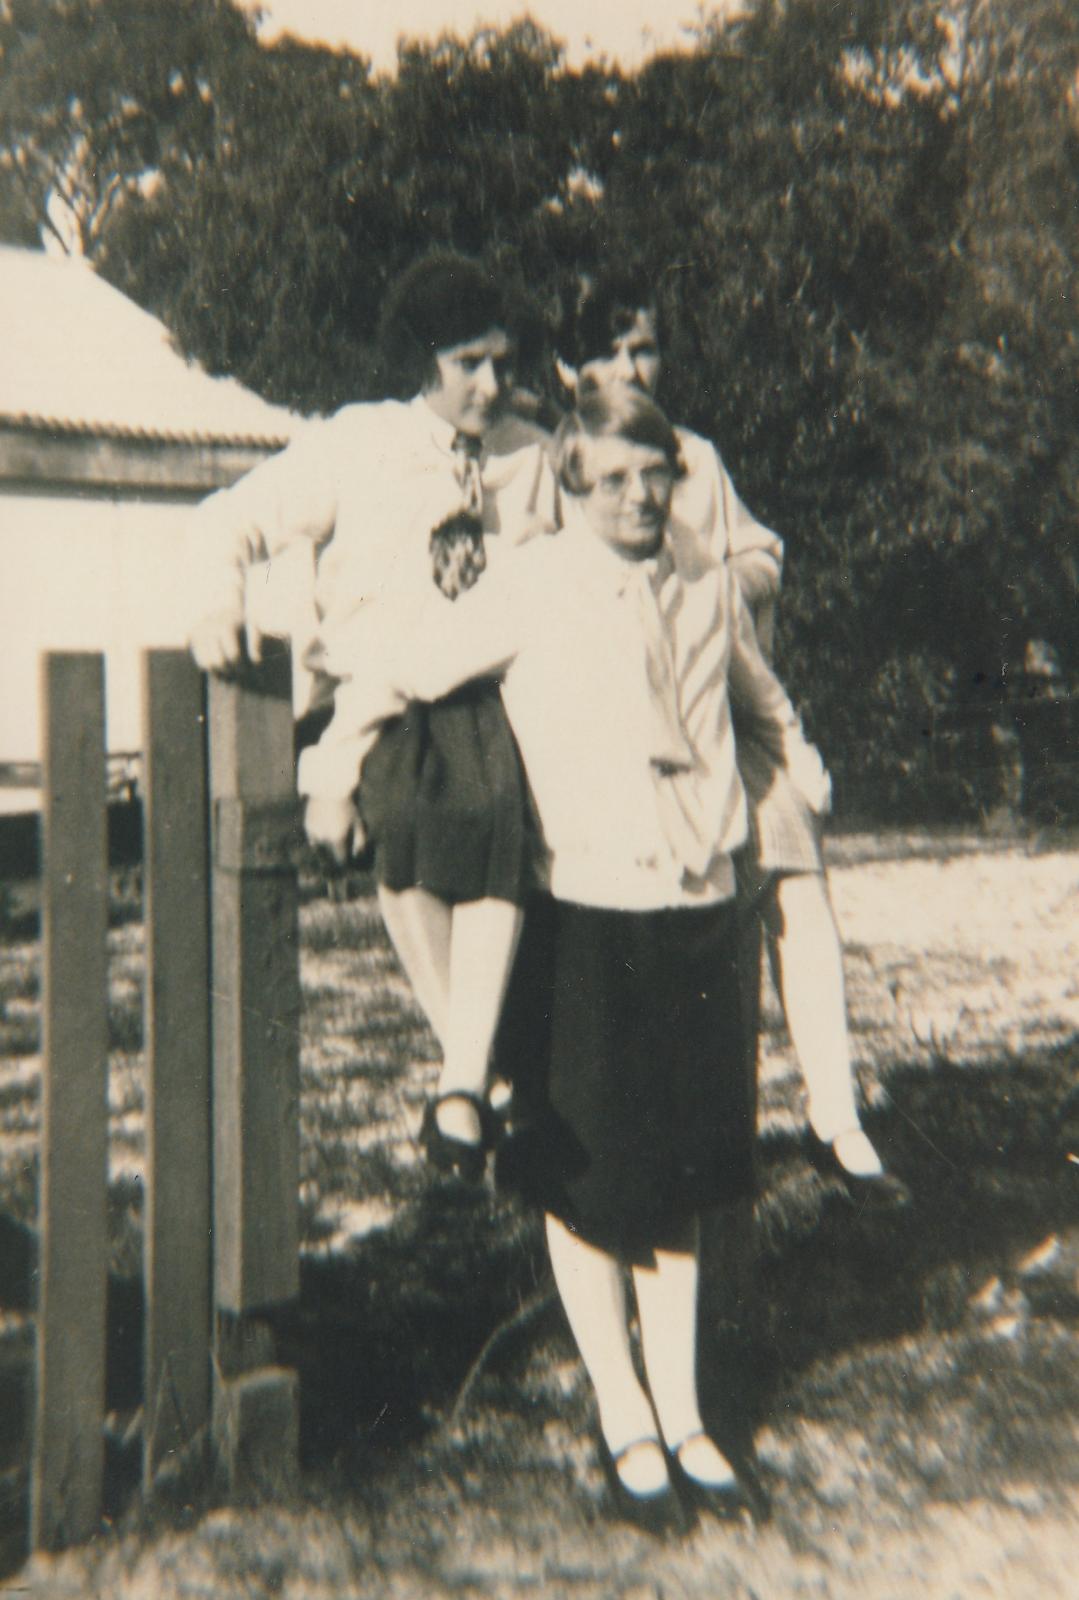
314, 502, 828, 912
186, 394, 557, 681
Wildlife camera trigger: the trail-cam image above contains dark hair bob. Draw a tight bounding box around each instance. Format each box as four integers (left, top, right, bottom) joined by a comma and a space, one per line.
556, 266, 661, 373
377, 251, 509, 396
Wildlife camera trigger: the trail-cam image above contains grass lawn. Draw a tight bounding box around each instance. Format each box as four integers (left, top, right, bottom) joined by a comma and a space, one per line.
1, 829, 1078, 1597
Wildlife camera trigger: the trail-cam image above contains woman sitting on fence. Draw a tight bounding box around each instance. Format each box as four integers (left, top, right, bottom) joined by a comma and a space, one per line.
187, 250, 557, 1182
553, 267, 909, 1207
311, 385, 830, 1532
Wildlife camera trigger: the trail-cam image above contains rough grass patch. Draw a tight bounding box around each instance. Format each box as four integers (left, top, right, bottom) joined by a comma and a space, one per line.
3, 838, 1079, 1596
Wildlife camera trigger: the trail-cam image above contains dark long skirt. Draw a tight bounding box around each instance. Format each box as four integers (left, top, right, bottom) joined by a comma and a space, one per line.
358, 679, 537, 905
495, 894, 754, 1261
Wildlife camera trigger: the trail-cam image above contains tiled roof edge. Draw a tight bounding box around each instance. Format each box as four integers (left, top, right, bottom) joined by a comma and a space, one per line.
0, 410, 291, 450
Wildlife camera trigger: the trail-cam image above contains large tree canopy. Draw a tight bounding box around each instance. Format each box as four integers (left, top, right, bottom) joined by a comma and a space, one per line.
2, 0, 1076, 819
0, 0, 258, 253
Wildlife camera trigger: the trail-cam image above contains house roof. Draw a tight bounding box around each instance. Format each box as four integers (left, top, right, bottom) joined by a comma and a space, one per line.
0, 245, 298, 447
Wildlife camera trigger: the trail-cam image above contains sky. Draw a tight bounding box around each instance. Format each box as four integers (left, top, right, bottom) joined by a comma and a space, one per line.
242, 1, 719, 74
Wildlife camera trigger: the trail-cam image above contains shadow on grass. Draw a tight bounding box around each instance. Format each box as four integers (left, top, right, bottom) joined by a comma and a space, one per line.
262, 1034, 1079, 1508
700, 1037, 1079, 1503
277, 1184, 551, 1471
2, 1035, 1077, 1574
0, 1214, 144, 1579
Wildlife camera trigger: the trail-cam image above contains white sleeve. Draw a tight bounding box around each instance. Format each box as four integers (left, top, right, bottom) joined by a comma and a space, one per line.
675, 430, 783, 607
717, 453, 783, 606
727, 575, 831, 815
297, 554, 533, 802
186, 417, 339, 629
393, 560, 529, 703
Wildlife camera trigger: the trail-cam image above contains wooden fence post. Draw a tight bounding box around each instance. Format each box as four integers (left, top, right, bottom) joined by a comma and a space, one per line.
207, 643, 301, 1491
31, 654, 109, 1551
142, 651, 212, 1491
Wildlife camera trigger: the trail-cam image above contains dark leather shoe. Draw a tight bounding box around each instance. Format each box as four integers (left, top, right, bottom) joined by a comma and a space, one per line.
598, 1438, 692, 1538
805, 1130, 912, 1211
420, 1092, 492, 1183
669, 1434, 773, 1526
667, 1434, 747, 1523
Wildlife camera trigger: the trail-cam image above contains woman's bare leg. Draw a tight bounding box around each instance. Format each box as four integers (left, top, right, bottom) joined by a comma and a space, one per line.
376, 884, 452, 1044
437, 898, 523, 1141
764, 871, 883, 1176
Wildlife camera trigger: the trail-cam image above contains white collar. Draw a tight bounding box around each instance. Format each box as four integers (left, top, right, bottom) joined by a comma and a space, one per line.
413, 392, 461, 457
559, 499, 674, 596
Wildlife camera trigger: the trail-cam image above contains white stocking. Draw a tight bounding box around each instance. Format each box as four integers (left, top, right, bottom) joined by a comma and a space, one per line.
545, 1215, 665, 1492
632, 1221, 704, 1451
378, 888, 522, 1144
441, 897, 523, 1105
633, 1220, 736, 1487
435, 898, 521, 1141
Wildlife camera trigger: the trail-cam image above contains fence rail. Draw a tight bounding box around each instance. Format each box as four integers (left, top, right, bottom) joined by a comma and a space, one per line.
29, 645, 301, 1553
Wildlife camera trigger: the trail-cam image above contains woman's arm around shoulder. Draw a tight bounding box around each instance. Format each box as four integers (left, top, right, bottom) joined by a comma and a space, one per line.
398, 536, 554, 701
675, 426, 783, 608
726, 573, 832, 816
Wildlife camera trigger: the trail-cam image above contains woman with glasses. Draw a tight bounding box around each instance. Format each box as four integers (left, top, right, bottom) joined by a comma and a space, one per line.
314, 385, 829, 1532
553, 269, 910, 1208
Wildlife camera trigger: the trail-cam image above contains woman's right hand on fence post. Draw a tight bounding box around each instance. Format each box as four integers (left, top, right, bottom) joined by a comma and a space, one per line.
188, 606, 262, 675
303, 795, 364, 865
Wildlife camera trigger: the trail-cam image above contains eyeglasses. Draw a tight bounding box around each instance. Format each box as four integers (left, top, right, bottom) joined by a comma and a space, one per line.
592, 464, 675, 499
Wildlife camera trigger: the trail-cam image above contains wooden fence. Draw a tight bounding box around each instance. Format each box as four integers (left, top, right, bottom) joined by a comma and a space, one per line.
31, 645, 301, 1552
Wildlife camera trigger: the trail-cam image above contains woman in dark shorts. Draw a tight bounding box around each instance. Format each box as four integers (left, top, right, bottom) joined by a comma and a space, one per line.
189, 252, 557, 1176
339, 386, 831, 1531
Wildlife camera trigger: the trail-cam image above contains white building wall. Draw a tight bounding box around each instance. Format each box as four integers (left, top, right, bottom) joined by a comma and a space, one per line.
2, 491, 205, 765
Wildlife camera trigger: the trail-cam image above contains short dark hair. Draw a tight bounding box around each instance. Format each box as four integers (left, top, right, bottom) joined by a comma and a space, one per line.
556, 266, 661, 371
555, 385, 685, 496
378, 251, 509, 396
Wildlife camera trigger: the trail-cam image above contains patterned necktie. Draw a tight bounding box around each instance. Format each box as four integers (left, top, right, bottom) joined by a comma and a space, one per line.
430, 433, 487, 600
452, 430, 484, 515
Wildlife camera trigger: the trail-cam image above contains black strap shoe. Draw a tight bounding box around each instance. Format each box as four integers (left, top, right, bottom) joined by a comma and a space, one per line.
667, 1433, 746, 1523
668, 1433, 773, 1526
420, 1091, 492, 1184
598, 1437, 692, 1538
805, 1129, 912, 1211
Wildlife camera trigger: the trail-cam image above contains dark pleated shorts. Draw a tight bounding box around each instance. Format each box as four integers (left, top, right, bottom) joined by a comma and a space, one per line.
358, 679, 537, 906
494, 894, 755, 1260
737, 731, 823, 893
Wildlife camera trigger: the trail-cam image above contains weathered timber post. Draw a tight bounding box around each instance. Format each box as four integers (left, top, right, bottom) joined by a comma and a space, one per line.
142, 651, 212, 1491
207, 642, 301, 1493
32, 654, 109, 1551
